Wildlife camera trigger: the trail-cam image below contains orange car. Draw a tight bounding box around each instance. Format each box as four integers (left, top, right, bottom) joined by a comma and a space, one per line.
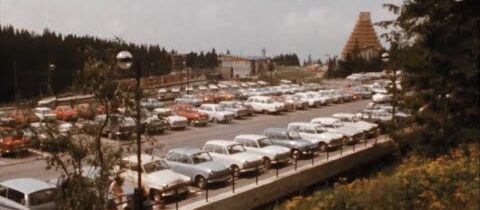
54, 106, 78, 121
170, 104, 209, 126
0, 128, 28, 156
9, 110, 40, 126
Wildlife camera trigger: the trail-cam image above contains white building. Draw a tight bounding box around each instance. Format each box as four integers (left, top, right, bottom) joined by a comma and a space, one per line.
219, 54, 271, 79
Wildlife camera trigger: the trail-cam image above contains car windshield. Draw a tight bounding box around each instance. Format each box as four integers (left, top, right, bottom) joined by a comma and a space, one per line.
315, 127, 327, 133
191, 152, 212, 164
307, 94, 316, 98
265, 99, 274, 104
287, 131, 302, 139
227, 144, 246, 154
143, 160, 169, 173
258, 138, 273, 147
215, 107, 225, 111
29, 189, 56, 206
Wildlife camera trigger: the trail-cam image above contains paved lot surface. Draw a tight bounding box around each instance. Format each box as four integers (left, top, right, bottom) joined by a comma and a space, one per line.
0, 100, 370, 189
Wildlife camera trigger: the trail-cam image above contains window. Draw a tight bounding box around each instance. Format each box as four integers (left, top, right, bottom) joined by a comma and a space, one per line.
258, 138, 272, 147
143, 160, 168, 173
5, 188, 25, 205
227, 144, 245, 154
191, 152, 212, 164
245, 140, 258, 148
0, 185, 7, 198
303, 128, 316, 134
203, 144, 215, 152
29, 189, 56, 206
214, 146, 227, 154
166, 152, 180, 162
178, 155, 191, 164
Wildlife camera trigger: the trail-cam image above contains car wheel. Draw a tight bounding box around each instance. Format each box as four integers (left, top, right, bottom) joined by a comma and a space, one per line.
319, 142, 328, 152
303, 104, 308, 110
213, 118, 219, 124
291, 149, 301, 160
263, 157, 272, 170
195, 175, 207, 189
230, 165, 240, 178
263, 109, 269, 114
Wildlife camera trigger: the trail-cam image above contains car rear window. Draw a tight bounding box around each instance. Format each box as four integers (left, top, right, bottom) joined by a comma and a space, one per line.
29, 189, 56, 206
0, 186, 25, 205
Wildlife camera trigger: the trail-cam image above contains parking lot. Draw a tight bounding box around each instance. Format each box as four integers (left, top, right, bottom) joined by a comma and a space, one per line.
0, 100, 369, 182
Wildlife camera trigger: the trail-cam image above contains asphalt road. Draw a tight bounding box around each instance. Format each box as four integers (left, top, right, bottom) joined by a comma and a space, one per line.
0, 100, 369, 182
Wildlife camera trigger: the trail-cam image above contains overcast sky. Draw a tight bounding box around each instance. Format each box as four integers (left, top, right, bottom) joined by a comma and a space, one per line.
1, 0, 397, 61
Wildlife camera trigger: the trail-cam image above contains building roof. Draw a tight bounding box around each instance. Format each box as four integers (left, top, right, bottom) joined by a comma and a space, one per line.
0, 178, 54, 194
341, 12, 382, 58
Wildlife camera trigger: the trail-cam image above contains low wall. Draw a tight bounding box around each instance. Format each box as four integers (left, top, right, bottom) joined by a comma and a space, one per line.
184, 141, 396, 210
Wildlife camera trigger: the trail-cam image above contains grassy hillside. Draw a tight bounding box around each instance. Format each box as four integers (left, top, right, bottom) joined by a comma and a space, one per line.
274, 144, 479, 210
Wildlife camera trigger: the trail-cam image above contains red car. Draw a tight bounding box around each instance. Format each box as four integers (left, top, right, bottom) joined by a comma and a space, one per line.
0, 128, 28, 156
55, 106, 79, 121
170, 104, 209, 126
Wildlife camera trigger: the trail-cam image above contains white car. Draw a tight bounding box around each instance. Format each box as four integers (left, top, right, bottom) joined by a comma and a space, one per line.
311, 117, 365, 144
245, 96, 284, 114
208, 84, 219, 91
219, 101, 250, 118
0, 178, 57, 210
372, 93, 392, 103
198, 104, 234, 123
332, 113, 379, 137
32, 107, 57, 121
202, 140, 263, 176
234, 134, 291, 169
198, 85, 208, 91
287, 122, 345, 151
294, 92, 323, 107
165, 115, 189, 130
120, 154, 191, 198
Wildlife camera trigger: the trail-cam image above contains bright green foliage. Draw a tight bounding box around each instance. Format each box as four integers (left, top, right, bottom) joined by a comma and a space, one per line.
275, 144, 480, 210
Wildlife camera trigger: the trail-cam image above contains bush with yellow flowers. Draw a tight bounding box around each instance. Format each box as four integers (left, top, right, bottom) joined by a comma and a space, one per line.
274, 144, 479, 210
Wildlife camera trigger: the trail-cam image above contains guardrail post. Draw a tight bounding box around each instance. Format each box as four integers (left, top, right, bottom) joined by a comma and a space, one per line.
232, 172, 235, 193
326, 150, 329, 160
205, 179, 209, 202
311, 154, 314, 166
255, 166, 259, 185
276, 167, 279, 178
365, 137, 368, 148
353, 142, 356, 151
294, 158, 298, 171
175, 189, 179, 210
340, 141, 343, 156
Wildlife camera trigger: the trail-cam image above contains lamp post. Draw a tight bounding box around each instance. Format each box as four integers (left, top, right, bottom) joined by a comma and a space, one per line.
116, 51, 144, 209
382, 52, 396, 129
267, 60, 273, 85
48, 64, 55, 95
184, 60, 189, 94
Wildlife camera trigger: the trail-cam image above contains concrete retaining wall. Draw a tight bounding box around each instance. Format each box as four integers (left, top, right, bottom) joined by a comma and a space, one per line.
185, 141, 396, 210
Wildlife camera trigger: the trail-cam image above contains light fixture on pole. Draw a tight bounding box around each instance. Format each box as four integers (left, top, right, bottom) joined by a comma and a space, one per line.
117, 50, 144, 209
48, 64, 56, 95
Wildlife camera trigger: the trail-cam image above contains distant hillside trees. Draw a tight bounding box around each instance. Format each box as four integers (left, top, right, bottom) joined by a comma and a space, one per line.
273, 53, 301, 66
0, 25, 219, 102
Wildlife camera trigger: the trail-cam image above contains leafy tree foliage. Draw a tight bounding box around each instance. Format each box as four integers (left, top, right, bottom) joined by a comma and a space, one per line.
379, 0, 479, 155
273, 53, 301, 66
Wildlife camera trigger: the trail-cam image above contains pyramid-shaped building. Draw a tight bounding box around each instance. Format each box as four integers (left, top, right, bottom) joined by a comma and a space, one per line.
341, 12, 383, 60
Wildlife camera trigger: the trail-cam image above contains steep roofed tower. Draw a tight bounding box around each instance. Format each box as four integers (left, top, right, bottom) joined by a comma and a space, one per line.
341, 12, 383, 60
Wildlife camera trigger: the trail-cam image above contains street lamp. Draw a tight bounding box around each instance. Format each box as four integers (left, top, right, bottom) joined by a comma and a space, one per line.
116, 50, 144, 209
48, 64, 56, 95
183, 60, 190, 94
382, 52, 397, 128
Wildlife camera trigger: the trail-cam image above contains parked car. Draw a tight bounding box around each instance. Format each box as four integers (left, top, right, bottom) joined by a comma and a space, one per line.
264, 128, 317, 159
140, 110, 168, 134
233, 134, 290, 169
271, 96, 294, 111
219, 101, 250, 118
350, 86, 372, 99
0, 178, 57, 210
294, 92, 323, 107
120, 154, 191, 198
245, 96, 284, 114
332, 113, 379, 137
311, 117, 364, 144
54, 106, 78, 121
165, 148, 231, 189
281, 95, 309, 110
0, 111, 16, 127
95, 114, 135, 139
174, 94, 203, 106
32, 107, 57, 122
170, 104, 209, 126
372, 93, 392, 103
0, 129, 28, 156
287, 122, 345, 151
151, 108, 188, 130
198, 104, 234, 123
202, 140, 263, 177
140, 98, 165, 110
198, 93, 222, 103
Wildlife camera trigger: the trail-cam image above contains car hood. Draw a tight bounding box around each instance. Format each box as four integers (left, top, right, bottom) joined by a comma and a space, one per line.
0, 137, 27, 146
318, 131, 344, 140
230, 152, 261, 162
144, 169, 191, 189
217, 111, 234, 116
260, 145, 290, 155
196, 161, 229, 172
167, 115, 188, 122
330, 126, 360, 136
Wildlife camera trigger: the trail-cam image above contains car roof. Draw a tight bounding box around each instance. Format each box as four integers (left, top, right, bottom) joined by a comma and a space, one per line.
201, 104, 220, 107
264, 127, 288, 133
0, 178, 54, 194
122, 154, 161, 164
234, 134, 266, 141
248, 96, 270, 99
288, 122, 318, 128
332, 113, 355, 119
33, 107, 51, 111
168, 147, 203, 155
311, 117, 339, 124
205, 140, 240, 147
